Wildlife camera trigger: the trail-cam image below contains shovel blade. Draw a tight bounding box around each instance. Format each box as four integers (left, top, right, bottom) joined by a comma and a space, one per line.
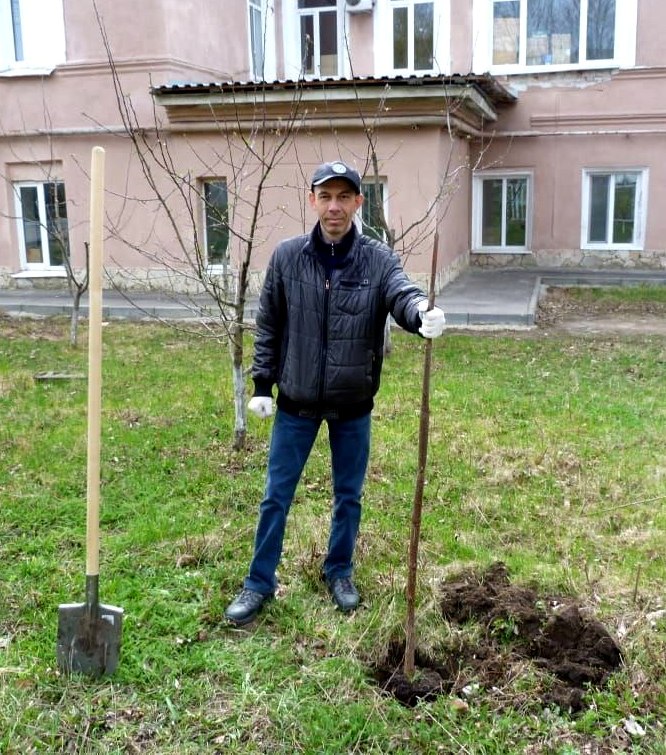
57, 602, 123, 677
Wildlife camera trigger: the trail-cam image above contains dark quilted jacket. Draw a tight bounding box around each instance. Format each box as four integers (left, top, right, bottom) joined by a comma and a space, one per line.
251, 225, 426, 408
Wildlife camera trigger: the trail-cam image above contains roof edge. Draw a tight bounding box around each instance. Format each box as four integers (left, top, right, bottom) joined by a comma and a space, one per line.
151, 73, 517, 108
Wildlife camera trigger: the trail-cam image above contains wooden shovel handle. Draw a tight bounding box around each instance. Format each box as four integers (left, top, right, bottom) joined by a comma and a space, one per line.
86, 146, 105, 577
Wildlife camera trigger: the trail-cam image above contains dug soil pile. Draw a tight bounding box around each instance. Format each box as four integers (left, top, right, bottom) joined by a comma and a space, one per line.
374, 562, 622, 711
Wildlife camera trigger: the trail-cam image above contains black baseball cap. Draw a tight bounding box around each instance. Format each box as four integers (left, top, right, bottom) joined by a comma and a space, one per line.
311, 161, 362, 194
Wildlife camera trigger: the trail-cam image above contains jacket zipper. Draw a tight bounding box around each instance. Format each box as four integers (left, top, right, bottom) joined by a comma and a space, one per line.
318, 243, 336, 404
318, 275, 331, 405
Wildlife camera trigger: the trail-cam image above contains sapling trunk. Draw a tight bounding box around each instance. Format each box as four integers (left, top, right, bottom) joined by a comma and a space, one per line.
403, 232, 439, 679
68, 243, 90, 348
230, 321, 246, 451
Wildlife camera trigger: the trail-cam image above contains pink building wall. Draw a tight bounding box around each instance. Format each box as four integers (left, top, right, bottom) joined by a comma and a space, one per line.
472, 0, 666, 268
0, 0, 255, 289
2, 0, 665, 290
346, 13, 375, 76
66, 0, 251, 79
81, 123, 454, 291
635, 0, 662, 66
450, 0, 474, 73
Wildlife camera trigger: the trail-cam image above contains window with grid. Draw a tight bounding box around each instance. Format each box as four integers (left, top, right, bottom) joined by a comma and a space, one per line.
360, 179, 389, 242
582, 170, 646, 249
473, 172, 531, 252
491, 0, 620, 69
391, 1, 435, 72
249, 0, 265, 79
297, 0, 339, 77
14, 181, 70, 268
203, 180, 230, 267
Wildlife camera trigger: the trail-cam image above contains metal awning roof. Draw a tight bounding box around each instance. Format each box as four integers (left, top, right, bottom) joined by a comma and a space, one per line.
151, 73, 515, 133
151, 72, 516, 106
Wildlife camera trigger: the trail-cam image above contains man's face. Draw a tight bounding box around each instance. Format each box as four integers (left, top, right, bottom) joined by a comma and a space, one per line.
309, 178, 364, 242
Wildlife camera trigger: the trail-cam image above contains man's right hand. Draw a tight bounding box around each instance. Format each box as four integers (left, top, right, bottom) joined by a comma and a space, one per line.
248, 396, 273, 419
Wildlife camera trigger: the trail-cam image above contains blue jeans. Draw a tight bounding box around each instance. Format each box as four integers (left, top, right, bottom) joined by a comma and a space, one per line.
244, 409, 371, 595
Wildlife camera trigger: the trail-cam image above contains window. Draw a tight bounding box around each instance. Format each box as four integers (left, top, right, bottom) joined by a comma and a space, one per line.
0, 0, 66, 74
473, 172, 532, 252
582, 169, 646, 249
359, 179, 388, 241
481, 0, 635, 72
391, 1, 435, 72
297, 0, 339, 77
375, 0, 448, 77
249, 0, 265, 80
14, 181, 70, 268
203, 180, 229, 267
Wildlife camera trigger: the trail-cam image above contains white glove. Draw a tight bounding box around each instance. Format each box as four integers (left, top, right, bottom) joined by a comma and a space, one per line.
248, 396, 273, 419
417, 300, 446, 339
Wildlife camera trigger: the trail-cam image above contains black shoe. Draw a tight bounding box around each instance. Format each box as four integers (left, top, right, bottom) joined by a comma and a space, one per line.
224, 588, 271, 626
327, 576, 360, 613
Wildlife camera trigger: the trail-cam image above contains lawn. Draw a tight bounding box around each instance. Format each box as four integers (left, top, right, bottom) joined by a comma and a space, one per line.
1, 305, 665, 753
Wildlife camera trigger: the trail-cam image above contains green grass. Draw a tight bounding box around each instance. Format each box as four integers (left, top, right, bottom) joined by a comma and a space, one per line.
566, 283, 666, 305
1, 307, 666, 753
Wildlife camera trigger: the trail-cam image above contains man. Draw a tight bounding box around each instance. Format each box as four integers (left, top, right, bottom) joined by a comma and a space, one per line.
225, 160, 446, 626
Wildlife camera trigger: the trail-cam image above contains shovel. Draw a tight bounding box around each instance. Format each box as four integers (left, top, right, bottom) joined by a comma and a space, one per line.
56, 146, 123, 676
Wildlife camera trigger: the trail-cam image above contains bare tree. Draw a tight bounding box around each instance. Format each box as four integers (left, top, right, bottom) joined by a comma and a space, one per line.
64, 242, 90, 348
339, 31, 474, 355
91, 4, 492, 457
93, 1, 306, 450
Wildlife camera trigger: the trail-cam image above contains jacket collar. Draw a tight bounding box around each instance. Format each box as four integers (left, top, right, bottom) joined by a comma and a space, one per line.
306, 222, 358, 261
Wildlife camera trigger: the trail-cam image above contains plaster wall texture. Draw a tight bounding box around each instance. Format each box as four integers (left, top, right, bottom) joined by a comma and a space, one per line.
3, 0, 666, 289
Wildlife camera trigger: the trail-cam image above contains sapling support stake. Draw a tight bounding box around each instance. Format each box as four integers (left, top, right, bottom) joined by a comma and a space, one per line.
403, 231, 439, 680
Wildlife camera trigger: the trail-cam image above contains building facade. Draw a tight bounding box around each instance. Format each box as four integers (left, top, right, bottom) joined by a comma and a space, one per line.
1, 0, 663, 293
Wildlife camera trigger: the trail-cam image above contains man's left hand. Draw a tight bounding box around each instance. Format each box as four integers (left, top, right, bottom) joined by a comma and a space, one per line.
418, 303, 446, 339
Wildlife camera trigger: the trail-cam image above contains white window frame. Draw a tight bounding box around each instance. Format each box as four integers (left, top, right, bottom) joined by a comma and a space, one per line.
247, 0, 277, 81
375, 0, 449, 76
472, 170, 533, 253
13, 180, 69, 271
472, 0, 637, 75
0, 0, 66, 76
201, 178, 231, 273
248, 0, 264, 80
283, 0, 344, 79
581, 168, 647, 251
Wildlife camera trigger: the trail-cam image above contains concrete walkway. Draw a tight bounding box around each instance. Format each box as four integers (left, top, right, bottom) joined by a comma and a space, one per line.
438, 267, 666, 327
1, 267, 665, 328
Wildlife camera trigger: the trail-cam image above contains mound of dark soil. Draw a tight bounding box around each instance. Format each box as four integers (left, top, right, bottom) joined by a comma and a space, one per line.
374, 562, 622, 712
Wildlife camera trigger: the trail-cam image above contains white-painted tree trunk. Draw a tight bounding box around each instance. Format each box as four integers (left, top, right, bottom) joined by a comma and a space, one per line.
232, 359, 246, 448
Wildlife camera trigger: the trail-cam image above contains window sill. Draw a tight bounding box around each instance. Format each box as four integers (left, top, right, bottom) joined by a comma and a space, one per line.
581, 245, 643, 252
0, 64, 57, 78
12, 269, 67, 279
489, 61, 618, 77
472, 249, 532, 255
